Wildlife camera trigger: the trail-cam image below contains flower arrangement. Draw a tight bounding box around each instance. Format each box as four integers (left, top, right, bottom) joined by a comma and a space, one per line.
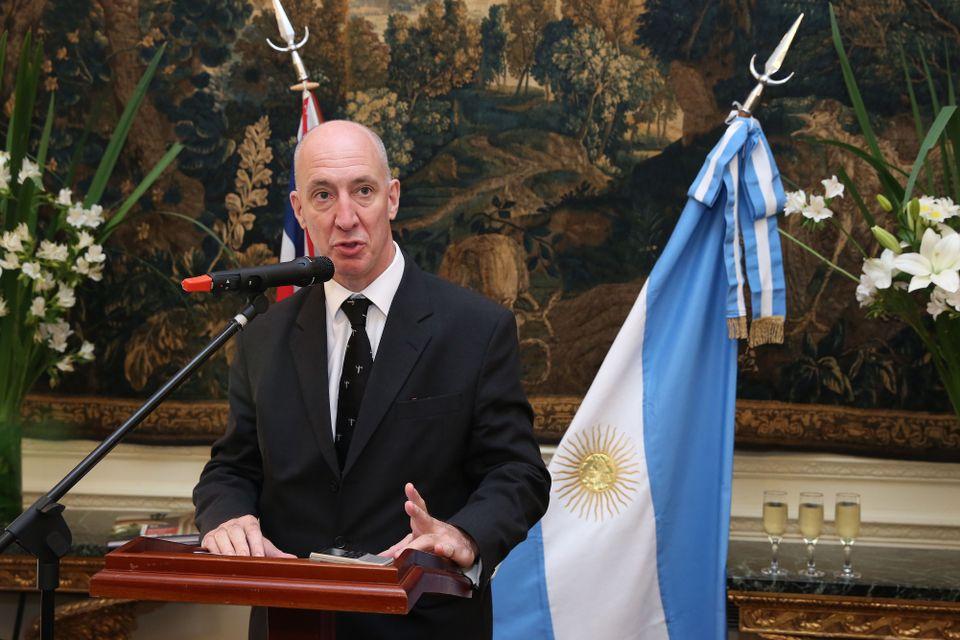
778, 7, 960, 422
0, 32, 182, 525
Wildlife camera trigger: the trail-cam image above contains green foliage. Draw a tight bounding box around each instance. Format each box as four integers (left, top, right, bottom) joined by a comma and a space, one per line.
479, 5, 508, 87
344, 89, 414, 175
0, 30, 182, 410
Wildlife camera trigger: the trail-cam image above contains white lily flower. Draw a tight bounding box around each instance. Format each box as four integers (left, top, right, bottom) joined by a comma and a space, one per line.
856, 273, 877, 307
34, 271, 55, 292
938, 197, 960, 221
784, 190, 806, 216
15, 223, 30, 242
37, 240, 69, 262
76, 231, 94, 249
894, 227, 960, 293
42, 321, 72, 353
83, 204, 104, 229
29, 296, 46, 317
56, 356, 75, 372
802, 195, 833, 221
822, 175, 845, 199
0, 230, 23, 253
56, 285, 76, 309
21, 261, 42, 280
56, 188, 73, 206
88, 263, 104, 281
917, 196, 957, 223
78, 341, 95, 361
18, 158, 42, 186
928, 290, 949, 319
862, 249, 898, 290
0, 296, 7, 317
85, 245, 106, 263
66, 204, 85, 228
0, 161, 10, 191
0, 252, 20, 270
75, 257, 91, 276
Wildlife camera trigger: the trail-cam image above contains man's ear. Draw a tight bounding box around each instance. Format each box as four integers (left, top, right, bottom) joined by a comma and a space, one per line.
290, 190, 307, 229
387, 178, 400, 221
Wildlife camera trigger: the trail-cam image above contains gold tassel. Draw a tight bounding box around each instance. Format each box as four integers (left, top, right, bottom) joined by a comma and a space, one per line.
748, 315, 784, 347
727, 316, 748, 340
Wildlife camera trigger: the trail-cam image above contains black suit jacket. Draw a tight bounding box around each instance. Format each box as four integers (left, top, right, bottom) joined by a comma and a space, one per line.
193, 253, 551, 639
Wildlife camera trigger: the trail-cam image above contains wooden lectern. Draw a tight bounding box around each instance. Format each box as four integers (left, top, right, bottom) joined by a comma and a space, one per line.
90, 537, 473, 639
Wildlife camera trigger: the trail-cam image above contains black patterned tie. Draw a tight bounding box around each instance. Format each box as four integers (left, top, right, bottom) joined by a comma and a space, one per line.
335, 296, 374, 470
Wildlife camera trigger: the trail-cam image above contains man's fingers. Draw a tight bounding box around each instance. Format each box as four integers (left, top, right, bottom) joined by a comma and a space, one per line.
405, 482, 428, 514
244, 523, 266, 557
403, 534, 440, 554
379, 533, 413, 557
435, 540, 475, 568
405, 501, 435, 536
227, 526, 251, 556
263, 538, 296, 558
213, 529, 236, 556
201, 533, 220, 555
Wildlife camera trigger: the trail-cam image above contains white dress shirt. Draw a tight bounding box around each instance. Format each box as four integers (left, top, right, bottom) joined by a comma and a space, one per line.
321, 243, 482, 584
323, 241, 405, 434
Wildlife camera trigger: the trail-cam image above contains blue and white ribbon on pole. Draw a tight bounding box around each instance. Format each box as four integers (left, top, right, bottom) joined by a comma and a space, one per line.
491, 115, 786, 640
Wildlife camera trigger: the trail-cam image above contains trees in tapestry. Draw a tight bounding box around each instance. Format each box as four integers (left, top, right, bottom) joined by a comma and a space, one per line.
2, 0, 956, 418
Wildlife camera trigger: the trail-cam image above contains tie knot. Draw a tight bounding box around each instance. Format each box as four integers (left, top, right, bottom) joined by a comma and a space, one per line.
341, 296, 373, 328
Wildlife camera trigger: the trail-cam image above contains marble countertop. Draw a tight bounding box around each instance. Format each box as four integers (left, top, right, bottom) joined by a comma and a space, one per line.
728, 540, 960, 602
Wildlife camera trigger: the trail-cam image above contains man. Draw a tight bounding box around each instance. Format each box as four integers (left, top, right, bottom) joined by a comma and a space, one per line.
192, 120, 551, 639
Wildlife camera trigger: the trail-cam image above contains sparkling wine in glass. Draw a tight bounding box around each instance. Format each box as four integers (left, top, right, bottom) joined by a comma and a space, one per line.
761, 490, 789, 577
834, 492, 861, 579
799, 492, 825, 577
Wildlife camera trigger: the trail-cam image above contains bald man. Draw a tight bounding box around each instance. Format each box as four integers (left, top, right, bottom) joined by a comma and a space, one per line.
192, 121, 551, 639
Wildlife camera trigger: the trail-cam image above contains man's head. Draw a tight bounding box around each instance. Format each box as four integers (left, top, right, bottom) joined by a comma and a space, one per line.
290, 120, 400, 292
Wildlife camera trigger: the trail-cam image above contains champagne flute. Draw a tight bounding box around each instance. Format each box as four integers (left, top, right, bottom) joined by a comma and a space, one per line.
833, 492, 861, 579
761, 490, 789, 577
799, 492, 825, 577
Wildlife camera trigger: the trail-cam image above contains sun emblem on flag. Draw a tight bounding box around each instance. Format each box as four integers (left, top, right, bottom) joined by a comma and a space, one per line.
553, 425, 640, 521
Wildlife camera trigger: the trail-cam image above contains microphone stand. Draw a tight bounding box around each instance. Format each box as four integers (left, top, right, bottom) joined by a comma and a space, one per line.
0, 293, 270, 640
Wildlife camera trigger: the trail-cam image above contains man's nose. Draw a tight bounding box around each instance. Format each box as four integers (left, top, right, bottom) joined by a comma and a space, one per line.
334, 198, 358, 230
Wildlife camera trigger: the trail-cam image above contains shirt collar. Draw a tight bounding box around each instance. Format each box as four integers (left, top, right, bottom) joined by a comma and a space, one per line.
323, 242, 405, 318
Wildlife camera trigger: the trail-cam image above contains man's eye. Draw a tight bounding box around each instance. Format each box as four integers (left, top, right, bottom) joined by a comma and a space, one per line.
316, 191, 331, 200
358, 186, 373, 196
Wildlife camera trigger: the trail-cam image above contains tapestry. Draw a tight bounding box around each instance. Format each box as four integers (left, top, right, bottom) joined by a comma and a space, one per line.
4, 0, 959, 451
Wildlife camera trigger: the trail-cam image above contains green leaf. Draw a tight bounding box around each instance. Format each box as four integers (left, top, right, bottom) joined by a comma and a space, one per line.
903, 106, 957, 205
900, 46, 933, 195
84, 44, 167, 207
100, 142, 184, 239
778, 228, 859, 283
804, 136, 905, 206
0, 31, 8, 98
836, 166, 875, 228
154, 209, 237, 264
66, 101, 102, 189
829, 5, 885, 165
918, 45, 941, 116
29, 93, 56, 234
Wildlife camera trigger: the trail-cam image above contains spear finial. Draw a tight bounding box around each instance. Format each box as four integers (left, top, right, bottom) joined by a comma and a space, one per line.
266, 0, 319, 93
735, 13, 804, 116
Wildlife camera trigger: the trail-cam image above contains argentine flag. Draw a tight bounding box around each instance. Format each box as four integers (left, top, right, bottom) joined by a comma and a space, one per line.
492, 116, 786, 639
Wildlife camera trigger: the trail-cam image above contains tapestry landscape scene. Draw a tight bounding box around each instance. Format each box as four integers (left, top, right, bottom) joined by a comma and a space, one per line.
4, 0, 960, 456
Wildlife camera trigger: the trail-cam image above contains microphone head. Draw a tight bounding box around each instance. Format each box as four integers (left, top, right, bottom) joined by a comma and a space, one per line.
306, 256, 335, 284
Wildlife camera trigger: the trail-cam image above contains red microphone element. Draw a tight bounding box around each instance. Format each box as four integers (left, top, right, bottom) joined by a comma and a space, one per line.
182, 275, 213, 292
181, 256, 335, 294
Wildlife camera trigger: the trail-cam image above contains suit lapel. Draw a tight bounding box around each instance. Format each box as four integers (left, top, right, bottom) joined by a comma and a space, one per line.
290, 285, 340, 476
343, 256, 433, 476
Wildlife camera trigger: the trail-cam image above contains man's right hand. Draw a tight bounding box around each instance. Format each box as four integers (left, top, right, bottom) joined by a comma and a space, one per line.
201, 514, 296, 558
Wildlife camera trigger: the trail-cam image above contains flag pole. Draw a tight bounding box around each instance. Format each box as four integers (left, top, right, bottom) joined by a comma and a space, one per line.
734, 13, 804, 117
266, 0, 320, 93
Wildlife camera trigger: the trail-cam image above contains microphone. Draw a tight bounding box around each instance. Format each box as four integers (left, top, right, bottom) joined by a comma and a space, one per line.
182, 256, 335, 294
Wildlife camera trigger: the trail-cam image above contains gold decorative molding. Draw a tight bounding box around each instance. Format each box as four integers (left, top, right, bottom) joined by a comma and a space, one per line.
20, 394, 960, 460
0, 556, 103, 593
24, 598, 141, 640
730, 591, 960, 639
21, 394, 227, 444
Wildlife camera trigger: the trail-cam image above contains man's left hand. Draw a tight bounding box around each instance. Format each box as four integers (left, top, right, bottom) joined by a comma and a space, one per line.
379, 482, 479, 569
